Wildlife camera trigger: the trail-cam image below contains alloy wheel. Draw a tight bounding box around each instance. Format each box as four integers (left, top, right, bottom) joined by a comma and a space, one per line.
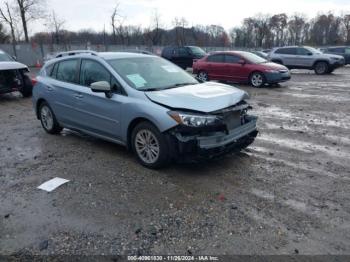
40, 105, 54, 130
251, 73, 264, 87
134, 129, 160, 164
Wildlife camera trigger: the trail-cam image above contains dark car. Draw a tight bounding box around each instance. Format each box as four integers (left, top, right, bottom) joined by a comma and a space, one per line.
322, 46, 350, 65
193, 51, 291, 88
161, 46, 206, 69
0, 50, 33, 97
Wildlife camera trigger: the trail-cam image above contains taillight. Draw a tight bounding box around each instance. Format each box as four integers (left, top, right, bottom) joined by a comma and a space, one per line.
31, 78, 38, 86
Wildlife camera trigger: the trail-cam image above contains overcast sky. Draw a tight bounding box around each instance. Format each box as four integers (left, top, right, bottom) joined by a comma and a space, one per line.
30, 0, 350, 34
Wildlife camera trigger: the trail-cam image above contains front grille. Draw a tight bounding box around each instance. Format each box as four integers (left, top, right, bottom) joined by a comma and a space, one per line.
223, 111, 242, 130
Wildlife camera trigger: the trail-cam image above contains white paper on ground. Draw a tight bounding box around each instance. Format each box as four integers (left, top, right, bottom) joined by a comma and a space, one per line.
37, 177, 70, 192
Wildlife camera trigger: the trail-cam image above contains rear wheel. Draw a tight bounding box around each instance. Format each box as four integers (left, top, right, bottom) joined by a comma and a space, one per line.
249, 72, 266, 88
197, 71, 209, 82
20, 74, 33, 97
131, 122, 170, 169
39, 102, 63, 134
314, 61, 329, 75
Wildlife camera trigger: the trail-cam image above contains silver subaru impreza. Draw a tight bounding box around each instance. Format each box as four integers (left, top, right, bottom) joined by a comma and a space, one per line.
33, 51, 258, 168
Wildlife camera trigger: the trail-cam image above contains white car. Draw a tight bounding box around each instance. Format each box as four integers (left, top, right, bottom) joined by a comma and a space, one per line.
0, 50, 33, 97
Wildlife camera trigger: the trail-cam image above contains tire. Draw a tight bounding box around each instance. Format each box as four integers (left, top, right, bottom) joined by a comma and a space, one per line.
197, 71, 209, 82
131, 121, 170, 169
314, 61, 329, 75
39, 102, 63, 134
20, 74, 33, 98
249, 72, 266, 88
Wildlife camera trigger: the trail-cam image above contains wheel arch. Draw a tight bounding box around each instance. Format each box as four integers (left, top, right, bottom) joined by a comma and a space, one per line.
126, 117, 157, 150
312, 60, 329, 68
35, 98, 47, 119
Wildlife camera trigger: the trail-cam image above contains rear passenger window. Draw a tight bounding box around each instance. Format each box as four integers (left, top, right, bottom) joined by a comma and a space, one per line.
207, 54, 225, 63
275, 48, 296, 55
80, 60, 111, 87
56, 59, 78, 83
225, 55, 240, 64
297, 48, 311, 55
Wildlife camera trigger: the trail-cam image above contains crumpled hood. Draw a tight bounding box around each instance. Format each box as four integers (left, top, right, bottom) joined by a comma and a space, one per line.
0, 61, 28, 71
145, 82, 249, 113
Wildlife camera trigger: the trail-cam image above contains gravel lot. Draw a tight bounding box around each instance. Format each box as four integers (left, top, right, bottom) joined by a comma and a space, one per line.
1, 67, 350, 256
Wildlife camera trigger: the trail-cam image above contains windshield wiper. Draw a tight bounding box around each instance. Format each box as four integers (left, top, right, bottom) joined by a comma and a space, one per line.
163, 82, 197, 89
143, 83, 197, 92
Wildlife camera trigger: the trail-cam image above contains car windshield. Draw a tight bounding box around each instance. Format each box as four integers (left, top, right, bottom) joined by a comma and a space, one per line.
188, 46, 206, 56
305, 46, 322, 54
240, 52, 267, 64
108, 56, 198, 91
0, 52, 14, 62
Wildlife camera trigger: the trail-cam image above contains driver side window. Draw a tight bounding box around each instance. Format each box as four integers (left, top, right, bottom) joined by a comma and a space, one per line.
80, 59, 123, 94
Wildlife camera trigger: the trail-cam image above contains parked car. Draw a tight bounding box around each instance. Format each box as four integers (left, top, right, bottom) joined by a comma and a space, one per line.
322, 46, 350, 65
193, 51, 291, 88
32, 51, 258, 168
0, 50, 33, 97
269, 46, 345, 74
161, 46, 206, 69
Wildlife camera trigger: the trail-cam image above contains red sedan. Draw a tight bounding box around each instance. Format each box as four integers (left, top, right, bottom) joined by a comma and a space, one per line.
193, 51, 291, 87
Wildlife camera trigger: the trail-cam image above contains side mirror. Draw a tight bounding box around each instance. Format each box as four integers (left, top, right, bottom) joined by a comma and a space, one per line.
307, 52, 313, 56
90, 81, 111, 92
238, 59, 246, 65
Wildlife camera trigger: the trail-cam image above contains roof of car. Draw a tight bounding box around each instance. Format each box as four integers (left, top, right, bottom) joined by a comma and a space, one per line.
98, 52, 155, 60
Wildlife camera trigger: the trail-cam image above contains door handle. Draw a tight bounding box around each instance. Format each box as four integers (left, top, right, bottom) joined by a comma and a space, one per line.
74, 93, 83, 99
46, 86, 53, 91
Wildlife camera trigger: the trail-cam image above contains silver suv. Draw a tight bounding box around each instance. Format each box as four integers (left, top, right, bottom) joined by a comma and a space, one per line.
32, 51, 258, 168
269, 46, 345, 75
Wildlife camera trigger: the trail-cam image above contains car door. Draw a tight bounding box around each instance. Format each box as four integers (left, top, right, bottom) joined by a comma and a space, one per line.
224, 54, 249, 82
173, 47, 191, 69
276, 47, 297, 66
73, 59, 123, 140
205, 54, 226, 80
47, 59, 81, 127
295, 47, 314, 67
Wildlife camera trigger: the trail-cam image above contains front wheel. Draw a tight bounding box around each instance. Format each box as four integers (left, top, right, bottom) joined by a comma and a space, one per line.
249, 72, 266, 88
197, 71, 209, 82
131, 122, 170, 169
314, 61, 329, 75
39, 102, 63, 134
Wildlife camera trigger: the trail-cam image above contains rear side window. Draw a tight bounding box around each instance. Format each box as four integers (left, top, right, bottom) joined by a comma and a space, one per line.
56, 59, 78, 83
177, 47, 189, 56
162, 47, 173, 57
225, 55, 240, 64
207, 54, 225, 63
345, 48, 350, 54
275, 48, 296, 55
297, 48, 311, 55
80, 60, 111, 87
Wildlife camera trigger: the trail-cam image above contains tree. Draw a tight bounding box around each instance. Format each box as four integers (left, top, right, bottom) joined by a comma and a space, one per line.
16, 0, 46, 43
341, 13, 350, 44
0, 2, 18, 43
111, 2, 127, 45
144, 10, 164, 46
0, 22, 10, 43
288, 14, 307, 45
45, 10, 65, 45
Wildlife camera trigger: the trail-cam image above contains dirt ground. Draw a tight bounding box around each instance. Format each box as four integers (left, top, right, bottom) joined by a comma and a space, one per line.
1, 67, 350, 256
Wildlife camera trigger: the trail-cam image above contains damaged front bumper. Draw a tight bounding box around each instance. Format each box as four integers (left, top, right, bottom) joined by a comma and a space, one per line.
169, 115, 258, 160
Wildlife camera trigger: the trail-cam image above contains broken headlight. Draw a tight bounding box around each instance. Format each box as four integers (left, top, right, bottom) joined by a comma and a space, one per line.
168, 111, 222, 127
